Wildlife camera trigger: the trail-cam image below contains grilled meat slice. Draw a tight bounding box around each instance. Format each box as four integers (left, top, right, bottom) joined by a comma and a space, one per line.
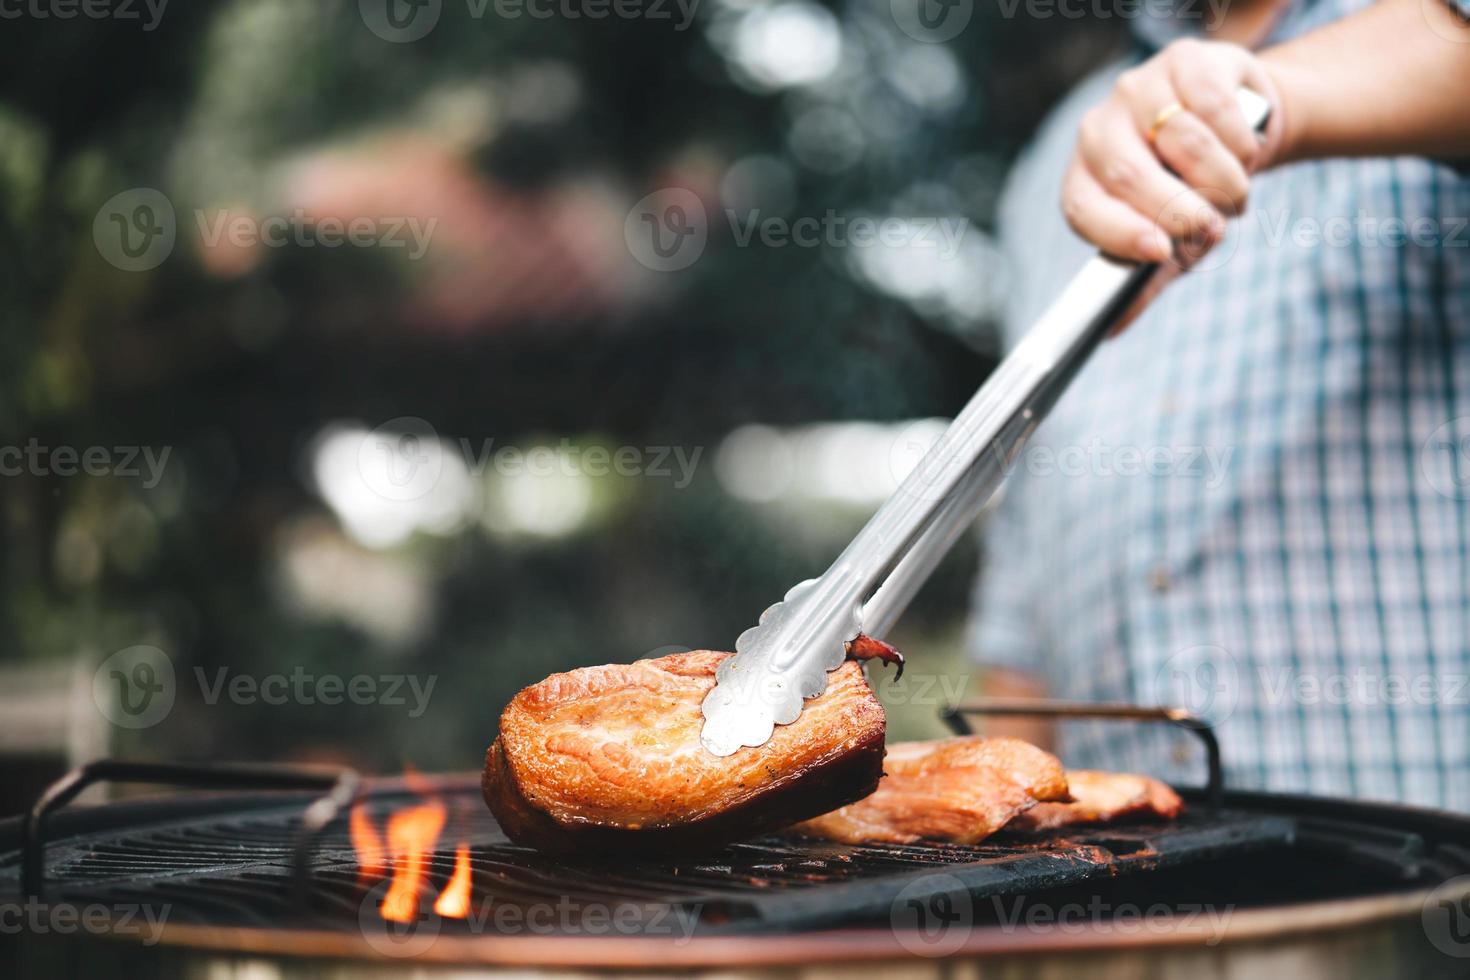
483, 650, 886, 853
1008, 769, 1184, 832
788, 736, 1069, 845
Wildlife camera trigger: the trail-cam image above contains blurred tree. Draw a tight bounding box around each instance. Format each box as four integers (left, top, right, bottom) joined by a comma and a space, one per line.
0, 0, 1123, 775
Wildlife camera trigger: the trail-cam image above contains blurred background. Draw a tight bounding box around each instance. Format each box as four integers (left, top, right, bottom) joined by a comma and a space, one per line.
0, 0, 1122, 812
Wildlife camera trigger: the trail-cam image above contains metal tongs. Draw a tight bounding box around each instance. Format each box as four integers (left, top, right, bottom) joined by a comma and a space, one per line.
700, 88, 1272, 756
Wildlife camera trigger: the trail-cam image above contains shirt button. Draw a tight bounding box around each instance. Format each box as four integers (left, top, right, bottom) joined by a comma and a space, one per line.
1148, 566, 1171, 593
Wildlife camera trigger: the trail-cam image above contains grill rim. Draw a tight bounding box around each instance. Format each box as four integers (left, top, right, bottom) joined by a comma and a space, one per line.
57, 885, 1453, 967
5, 776, 1470, 965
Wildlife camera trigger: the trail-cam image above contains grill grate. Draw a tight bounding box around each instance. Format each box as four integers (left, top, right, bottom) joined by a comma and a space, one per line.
0, 784, 1298, 935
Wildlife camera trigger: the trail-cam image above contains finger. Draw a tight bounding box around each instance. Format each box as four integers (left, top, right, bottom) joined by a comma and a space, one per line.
1152, 109, 1251, 212
1078, 108, 1226, 243
1061, 160, 1172, 263
1113, 64, 1180, 138
1164, 42, 1261, 168
1157, 184, 1237, 272
1107, 64, 1247, 222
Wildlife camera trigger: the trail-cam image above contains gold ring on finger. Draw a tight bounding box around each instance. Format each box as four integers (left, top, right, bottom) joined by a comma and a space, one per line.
1147, 102, 1185, 144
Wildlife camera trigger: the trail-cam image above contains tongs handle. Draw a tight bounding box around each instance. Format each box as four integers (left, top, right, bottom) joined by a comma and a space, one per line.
700, 90, 1271, 757
860, 88, 1272, 639
861, 257, 1149, 636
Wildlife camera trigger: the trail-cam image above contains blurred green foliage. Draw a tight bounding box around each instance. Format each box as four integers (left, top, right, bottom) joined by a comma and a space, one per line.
0, 0, 1120, 774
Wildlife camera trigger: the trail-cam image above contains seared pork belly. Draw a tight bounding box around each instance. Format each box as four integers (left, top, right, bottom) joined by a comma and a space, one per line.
1008, 769, 1184, 832
483, 650, 886, 853
789, 737, 1069, 845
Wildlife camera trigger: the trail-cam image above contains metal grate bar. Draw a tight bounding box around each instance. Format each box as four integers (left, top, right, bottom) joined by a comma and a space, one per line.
0, 786, 1302, 935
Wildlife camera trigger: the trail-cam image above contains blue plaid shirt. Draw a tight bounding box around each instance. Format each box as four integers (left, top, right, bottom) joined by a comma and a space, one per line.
971, 0, 1470, 809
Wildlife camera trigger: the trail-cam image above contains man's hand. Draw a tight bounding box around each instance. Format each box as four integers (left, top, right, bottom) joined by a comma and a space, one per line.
1063, 0, 1470, 268
1061, 39, 1284, 266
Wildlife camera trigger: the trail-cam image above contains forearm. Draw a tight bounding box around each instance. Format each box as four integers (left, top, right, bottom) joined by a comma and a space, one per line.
1262, 0, 1470, 165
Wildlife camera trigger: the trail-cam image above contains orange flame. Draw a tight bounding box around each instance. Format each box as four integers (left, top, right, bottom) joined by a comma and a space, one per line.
378, 800, 447, 923
349, 804, 386, 883
432, 843, 473, 919
350, 777, 472, 923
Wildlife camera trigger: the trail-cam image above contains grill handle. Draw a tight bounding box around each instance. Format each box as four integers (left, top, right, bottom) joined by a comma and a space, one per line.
940, 699, 1222, 815
21, 759, 360, 901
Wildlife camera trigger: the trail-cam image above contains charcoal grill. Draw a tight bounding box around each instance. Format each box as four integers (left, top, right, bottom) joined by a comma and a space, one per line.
4, 706, 1470, 978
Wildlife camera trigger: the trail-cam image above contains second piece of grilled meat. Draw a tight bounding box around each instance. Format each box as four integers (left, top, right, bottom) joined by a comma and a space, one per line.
1008, 769, 1184, 831
788, 736, 1069, 845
